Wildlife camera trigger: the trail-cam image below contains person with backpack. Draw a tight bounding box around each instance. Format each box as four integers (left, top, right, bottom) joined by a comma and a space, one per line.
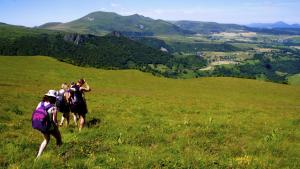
57, 83, 71, 127
32, 90, 62, 159
70, 79, 91, 131
69, 81, 79, 126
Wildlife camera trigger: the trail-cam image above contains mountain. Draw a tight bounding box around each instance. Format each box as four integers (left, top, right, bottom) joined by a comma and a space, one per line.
39, 11, 300, 36
248, 21, 300, 29
172, 20, 248, 34
173, 20, 300, 35
39, 11, 194, 36
0, 23, 172, 69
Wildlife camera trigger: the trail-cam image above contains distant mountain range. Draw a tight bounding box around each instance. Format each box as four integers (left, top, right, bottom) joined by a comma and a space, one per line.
39, 11, 194, 36
172, 20, 248, 34
35, 11, 300, 36
40, 11, 251, 35
247, 21, 300, 29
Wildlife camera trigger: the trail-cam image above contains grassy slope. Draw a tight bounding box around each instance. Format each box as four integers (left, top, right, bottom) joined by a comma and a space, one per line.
0, 56, 300, 168
288, 73, 300, 85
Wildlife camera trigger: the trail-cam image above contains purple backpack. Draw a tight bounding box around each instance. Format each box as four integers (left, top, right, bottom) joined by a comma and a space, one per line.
32, 102, 52, 133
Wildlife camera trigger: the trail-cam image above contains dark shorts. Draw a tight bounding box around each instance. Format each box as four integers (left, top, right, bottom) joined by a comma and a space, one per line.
41, 123, 62, 146
61, 111, 70, 118
70, 101, 88, 116
57, 103, 70, 114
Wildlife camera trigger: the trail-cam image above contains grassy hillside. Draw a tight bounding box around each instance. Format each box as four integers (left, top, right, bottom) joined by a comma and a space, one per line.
0, 56, 299, 168
41, 11, 194, 36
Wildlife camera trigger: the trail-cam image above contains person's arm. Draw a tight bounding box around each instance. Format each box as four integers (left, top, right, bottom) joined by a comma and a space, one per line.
80, 82, 91, 92
64, 92, 71, 103
51, 107, 58, 126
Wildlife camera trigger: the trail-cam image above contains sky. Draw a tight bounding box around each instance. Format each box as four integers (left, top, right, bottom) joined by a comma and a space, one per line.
0, 0, 299, 27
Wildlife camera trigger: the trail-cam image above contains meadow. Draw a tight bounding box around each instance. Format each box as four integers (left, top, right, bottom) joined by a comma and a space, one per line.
0, 56, 300, 168
288, 73, 300, 85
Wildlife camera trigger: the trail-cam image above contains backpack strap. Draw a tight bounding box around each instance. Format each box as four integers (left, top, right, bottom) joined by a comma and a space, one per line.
39, 101, 53, 111
40, 101, 45, 108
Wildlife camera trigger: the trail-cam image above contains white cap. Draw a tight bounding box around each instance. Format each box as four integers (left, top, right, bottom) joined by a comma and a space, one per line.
45, 90, 57, 97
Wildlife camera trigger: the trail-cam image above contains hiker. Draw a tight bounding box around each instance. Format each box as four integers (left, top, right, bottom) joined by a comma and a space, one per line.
33, 90, 62, 159
70, 79, 91, 131
69, 82, 79, 126
57, 83, 71, 127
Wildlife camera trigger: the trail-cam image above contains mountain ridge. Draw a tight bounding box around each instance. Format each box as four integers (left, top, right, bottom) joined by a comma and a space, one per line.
38, 11, 300, 36
247, 21, 300, 29
40, 11, 194, 36
172, 20, 248, 33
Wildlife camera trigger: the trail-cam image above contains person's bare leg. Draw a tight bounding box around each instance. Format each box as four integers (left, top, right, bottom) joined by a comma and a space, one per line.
72, 113, 78, 126
51, 127, 62, 146
79, 115, 85, 131
36, 133, 50, 159
65, 112, 70, 127
59, 116, 65, 126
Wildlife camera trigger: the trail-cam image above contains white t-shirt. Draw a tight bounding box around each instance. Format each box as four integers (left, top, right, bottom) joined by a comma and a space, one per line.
58, 89, 65, 95
36, 102, 57, 117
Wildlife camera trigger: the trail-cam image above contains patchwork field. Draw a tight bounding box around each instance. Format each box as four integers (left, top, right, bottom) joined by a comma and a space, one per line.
0, 56, 299, 168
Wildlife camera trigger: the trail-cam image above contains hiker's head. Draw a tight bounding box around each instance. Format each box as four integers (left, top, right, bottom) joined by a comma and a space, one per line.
77, 78, 85, 86
42, 95, 56, 104
69, 81, 75, 88
45, 90, 57, 104
61, 83, 68, 90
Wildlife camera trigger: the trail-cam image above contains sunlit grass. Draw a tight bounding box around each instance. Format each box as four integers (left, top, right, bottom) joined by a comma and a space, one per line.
0, 56, 299, 168
289, 73, 300, 85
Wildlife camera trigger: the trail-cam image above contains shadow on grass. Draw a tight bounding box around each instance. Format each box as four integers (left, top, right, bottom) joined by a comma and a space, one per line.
86, 118, 101, 128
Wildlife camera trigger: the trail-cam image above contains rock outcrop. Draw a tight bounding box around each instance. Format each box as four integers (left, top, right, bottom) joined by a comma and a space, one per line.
63, 33, 94, 45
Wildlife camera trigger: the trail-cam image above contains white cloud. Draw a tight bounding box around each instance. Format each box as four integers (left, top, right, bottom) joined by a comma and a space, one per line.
111, 3, 120, 8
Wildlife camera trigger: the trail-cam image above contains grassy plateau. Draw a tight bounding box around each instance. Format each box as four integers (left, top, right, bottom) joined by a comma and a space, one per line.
0, 56, 300, 168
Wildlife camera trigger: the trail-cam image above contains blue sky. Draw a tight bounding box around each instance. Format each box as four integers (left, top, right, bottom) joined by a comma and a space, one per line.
0, 0, 299, 27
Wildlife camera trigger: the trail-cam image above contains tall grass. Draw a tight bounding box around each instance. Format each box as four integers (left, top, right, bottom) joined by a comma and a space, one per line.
0, 56, 299, 168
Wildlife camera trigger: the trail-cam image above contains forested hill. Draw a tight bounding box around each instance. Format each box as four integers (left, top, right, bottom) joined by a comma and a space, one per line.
0, 23, 172, 69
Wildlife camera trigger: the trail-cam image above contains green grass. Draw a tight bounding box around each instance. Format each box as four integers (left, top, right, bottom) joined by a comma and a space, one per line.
1, 56, 300, 168
288, 73, 300, 85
